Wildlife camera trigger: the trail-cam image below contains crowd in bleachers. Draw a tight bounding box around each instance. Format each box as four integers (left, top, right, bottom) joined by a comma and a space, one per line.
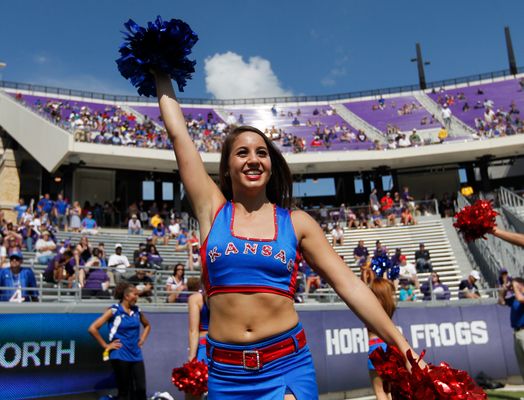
432, 78, 524, 138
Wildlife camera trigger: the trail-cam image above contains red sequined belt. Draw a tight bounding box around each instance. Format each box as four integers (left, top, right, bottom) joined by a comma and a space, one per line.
207, 329, 307, 370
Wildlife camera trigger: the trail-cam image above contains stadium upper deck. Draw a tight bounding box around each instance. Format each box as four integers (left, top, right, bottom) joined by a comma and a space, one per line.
1, 70, 524, 176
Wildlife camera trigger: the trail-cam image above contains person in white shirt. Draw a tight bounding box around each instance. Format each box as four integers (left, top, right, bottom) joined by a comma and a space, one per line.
441, 104, 452, 129
398, 255, 419, 289
108, 244, 130, 283
331, 224, 344, 246
128, 214, 142, 235
397, 134, 411, 148
35, 231, 57, 265
168, 218, 180, 239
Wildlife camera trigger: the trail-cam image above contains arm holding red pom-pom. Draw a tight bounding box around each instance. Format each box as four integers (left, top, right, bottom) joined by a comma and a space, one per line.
491, 227, 524, 247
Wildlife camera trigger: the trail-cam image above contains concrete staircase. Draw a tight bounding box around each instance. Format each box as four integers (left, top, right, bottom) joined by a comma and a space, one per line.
325, 217, 466, 299
331, 103, 386, 143
413, 91, 477, 138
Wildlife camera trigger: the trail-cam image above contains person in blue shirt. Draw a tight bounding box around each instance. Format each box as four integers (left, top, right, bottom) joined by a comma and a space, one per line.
53, 194, 70, 231
0, 251, 38, 302
81, 212, 99, 235
88, 282, 151, 400
37, 193, 54, 215
13, 198, 28, 225
152, 222, 168, 245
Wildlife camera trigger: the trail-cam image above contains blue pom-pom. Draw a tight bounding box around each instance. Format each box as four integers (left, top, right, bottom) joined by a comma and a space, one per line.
387, 265, 400, 281
371, 255, 391, 278
116, 16, 198, 97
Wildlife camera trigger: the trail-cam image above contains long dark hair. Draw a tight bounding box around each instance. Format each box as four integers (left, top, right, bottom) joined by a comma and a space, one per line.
219, 126, 293, 209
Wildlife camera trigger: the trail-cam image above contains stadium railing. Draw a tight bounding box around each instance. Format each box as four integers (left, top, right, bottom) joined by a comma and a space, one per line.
1, 66, 522, 105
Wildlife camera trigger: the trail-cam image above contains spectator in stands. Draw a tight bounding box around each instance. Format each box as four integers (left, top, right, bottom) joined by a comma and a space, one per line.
458, 270, 481, 299
150, 212, 162, 229
168, 217, 181, 239
438, 126, 448, 143
128, 214, 142, 235
37, 193, 54, 216
390, 248, 402, 268
331, 224, 344, 246
3, 222, 23, 248
81, 212, 99, 235
54, 194, 70, 231
441, 103, 452, 129
146, 244, 163, 269
166, 263, 188, 303
414, 243, 432, 273
498, 268, 514, 306
175, 228, 189, 252
133, 243, 147, 265
20, 220, 38, 252
346, 207, 358, 229
500, 276, 524, 379
35, 231, 57, 265
0, 237, 6, 268
353, 240, 369, 264
420, 272, 450, 301
398, 278, 416, 302
409, 129, 422, 146
152, 222, 169, 245
108, 244, 131, 283
371, 210, 383, 228
380, 192, 393, 213
69, 201, 82, 232
304, 260, 322, 294
400, 207, 416, 226
369, 188, 380, 212
13, 198, 28, 225
398, 255, 419, 289
0, 251, 38, 302
397, 134, 411, 148
128, 269, 153, 302
43, 250, 75, 287
82, 256, 110, 299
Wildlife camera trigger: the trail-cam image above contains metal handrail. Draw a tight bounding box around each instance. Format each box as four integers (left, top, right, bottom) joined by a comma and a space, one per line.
499, 186, 524, 209
1, 66, 522, 105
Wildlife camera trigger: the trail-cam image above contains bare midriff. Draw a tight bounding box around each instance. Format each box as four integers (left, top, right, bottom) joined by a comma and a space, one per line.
208, 292, 299, 343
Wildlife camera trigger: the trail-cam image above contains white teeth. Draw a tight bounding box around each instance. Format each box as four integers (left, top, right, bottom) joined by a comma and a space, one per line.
245, 171, 261, 175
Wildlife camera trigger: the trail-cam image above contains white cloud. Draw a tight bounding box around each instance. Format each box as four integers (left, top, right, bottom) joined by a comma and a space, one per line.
204, 52, 292, 99
321, 51, 350, 88
34, 55, 49, 65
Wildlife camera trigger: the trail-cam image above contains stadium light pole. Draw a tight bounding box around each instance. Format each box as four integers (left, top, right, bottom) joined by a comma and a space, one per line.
410, 43, 430, 90
504, 26, 518, 76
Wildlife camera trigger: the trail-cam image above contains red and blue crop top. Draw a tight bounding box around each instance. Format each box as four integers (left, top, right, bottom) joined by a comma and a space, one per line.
201, 202, 299, 299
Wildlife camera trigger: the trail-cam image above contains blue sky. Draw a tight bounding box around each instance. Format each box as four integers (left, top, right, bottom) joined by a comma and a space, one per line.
1, 0, 523, 100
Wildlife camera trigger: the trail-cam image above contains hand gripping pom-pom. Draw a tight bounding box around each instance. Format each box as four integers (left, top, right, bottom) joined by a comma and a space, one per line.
171, 359, 208, 396
369, 346, 486, 399
116, 16, 198, 97
453, 200, 498, 242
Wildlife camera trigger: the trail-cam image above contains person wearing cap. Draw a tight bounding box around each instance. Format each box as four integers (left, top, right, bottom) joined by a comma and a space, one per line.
35, 231, 57, 265
458, 271, 481, 299
108, 244, 130, 284
81, 212, 99, 235
0, 252, 38, 302
175, 228, 189, 252
128, 214, 142, 235
414, 243, 432, 273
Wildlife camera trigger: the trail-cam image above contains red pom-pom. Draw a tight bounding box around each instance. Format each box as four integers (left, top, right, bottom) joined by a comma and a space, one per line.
171, 359, 208, 396
369, 346, 486, 399
453, 200, 498, 242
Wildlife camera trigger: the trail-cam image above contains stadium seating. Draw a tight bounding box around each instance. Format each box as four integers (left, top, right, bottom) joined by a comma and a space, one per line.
427, 78, 524, 129
344, 95, 440, 133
